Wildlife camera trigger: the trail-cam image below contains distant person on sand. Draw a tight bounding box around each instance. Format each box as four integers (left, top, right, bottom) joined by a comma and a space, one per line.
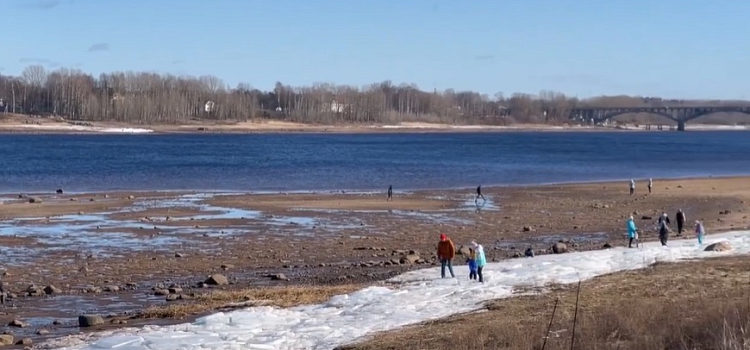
694, 220, 705, 244
658, 212, 671, 246
648, 178, 653, 194
476, 185, 484, 201
387, 185, 392, 201
676, 209, 686, 235
627, 215, 638, 248
471, 241, 486, 283
466, 248, 478, 281
437, 234, 456, 278
630, 179, 635, 195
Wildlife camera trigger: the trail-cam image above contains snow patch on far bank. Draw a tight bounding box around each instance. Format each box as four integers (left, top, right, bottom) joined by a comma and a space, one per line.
7, 124, 154, 133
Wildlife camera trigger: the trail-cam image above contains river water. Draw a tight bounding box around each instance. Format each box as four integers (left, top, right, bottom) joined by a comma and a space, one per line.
2, 131, 750, 192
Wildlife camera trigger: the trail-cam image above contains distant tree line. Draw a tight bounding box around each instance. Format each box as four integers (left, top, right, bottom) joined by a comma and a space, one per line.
0, 65, 747, 125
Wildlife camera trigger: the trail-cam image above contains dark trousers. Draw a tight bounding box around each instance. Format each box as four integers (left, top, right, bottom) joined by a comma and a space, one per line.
440, 259, 455, 278
630, 188, 634, 195
469, 270, 477, 280
477, 266, 484, 283
659, 232, 668, 246
677, 221, 684, 234
648, 186, 652, 193
629, 237, 634, 248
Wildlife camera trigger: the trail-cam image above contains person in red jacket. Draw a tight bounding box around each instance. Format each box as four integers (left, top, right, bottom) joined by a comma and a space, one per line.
437, 233, 456, 278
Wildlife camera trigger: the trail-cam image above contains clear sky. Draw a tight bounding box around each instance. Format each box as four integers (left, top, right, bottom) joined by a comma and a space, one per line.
2, 0, 749, 99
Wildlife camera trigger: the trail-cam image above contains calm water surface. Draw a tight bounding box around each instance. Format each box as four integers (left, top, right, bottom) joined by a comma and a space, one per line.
2, 132, 750, 192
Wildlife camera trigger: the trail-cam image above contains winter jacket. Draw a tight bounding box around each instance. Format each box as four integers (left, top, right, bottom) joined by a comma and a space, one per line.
437, 239, 456, 260
695, 223, 705, 235
627, 219, 637, 238
676, 211, 686, 225
475, 244, 487, 267
467, 258, 478, 273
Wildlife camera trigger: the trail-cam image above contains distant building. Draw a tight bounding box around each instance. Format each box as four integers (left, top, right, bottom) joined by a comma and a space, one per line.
204, 101, 215, 113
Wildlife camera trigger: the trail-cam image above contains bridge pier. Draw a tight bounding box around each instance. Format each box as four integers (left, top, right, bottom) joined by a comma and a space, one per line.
677, 120, 686, 131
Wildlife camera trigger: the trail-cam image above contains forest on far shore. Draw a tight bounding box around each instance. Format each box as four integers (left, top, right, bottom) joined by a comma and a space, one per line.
1, 65, 749, 125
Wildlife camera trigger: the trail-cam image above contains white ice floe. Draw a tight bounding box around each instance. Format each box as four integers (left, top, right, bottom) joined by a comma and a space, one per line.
46, 231, 750, 350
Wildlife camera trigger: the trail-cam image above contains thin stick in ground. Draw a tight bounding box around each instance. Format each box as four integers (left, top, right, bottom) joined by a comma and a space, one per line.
541, 297, 560, 350
570, 280, 582, 350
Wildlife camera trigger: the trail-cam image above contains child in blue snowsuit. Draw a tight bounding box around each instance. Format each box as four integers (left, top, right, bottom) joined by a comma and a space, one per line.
467, 248, 478, 281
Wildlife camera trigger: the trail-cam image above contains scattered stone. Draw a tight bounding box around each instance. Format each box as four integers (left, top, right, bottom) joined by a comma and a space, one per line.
522, 226, 532, 232
641, 216, 652, 220
271, 273, 288, 281
28, 197, 42, 204
204, 274, 229, 286
78, 315, 105, 327
103, 286, 120, 292
0, 335, 13, 346
16, 338, 32, 346
52, 320, 63, 325
168, 287, 183, 294
175, 253, 184, 258
457, 246, 471, 256
399, 254, 420, 264
166, 294, 179, 302
524, 248, 535, 257
552, 242, 568, 254
705, 241, 732, 252
55, 189, 64, 194
221, 264, 234, 270
719, 210, 732, 215
87, 286, 102, 294
603, 243, 613, 249
36, 329, 49, 335
43, 285, 62, 295
154, 289, 170, 296
127, 195, 135, 199
8, 319, 27, 328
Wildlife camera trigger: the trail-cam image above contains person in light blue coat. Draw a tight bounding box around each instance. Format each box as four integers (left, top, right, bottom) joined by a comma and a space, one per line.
471, 241, 486, 283
627, 215, 638, 248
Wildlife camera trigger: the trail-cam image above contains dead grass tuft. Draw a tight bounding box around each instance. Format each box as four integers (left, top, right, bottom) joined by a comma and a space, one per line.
342, 255, 750, 350
136, 284, 361, 319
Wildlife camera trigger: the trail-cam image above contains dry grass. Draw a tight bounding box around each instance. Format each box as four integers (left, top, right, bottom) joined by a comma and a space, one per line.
136, 284, 362, 319
341, 256, 750, 350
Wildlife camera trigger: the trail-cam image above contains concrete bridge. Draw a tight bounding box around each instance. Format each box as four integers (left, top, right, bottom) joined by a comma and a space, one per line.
568, 106, 750, 131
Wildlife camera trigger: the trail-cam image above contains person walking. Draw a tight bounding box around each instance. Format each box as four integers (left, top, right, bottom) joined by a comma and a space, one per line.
476, 185, 485, 201
658, 212, 671, 246
466, 248, 478, 281
630, 179, 635, 195
676, 209, 686, 235
627, 215, 638, 248
387, 185, 393, 201
694, 220, 705, 244
437, 234, 456, 278
471, 241, 486, 283
648, 178, 653, 194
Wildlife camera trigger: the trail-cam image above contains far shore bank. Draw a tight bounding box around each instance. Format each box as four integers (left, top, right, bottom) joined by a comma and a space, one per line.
1, 119, 748, 135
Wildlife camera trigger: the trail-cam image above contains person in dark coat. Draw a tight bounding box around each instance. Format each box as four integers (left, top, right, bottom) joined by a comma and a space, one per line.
658, 212, 671, 246
476, 185, 484, 201
387, 185, 392, 201
676, 209, 686, 235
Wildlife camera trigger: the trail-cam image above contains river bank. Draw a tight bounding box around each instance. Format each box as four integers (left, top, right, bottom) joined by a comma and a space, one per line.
1, 177, 749, 346
2, 116, 747, 135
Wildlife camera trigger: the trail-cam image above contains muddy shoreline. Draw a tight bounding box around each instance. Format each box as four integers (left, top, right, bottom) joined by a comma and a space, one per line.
1, 177, 749, 346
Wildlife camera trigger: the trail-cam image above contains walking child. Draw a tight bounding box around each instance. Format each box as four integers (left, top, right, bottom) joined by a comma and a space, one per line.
466, 248, 478, 281
471, 241, 486, 283
695, 220, 705, 244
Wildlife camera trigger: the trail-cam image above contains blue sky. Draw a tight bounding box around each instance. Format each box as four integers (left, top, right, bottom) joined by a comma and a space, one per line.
2, 0, 749, 99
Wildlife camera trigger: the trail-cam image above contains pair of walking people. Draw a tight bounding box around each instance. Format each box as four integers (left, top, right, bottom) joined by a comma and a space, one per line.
437, 234, 486, 282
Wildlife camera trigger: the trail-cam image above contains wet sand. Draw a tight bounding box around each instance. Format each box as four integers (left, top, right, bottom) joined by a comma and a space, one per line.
0, 176, 749, 344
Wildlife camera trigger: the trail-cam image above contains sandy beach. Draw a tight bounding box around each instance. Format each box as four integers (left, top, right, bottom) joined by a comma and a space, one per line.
1, 176, 749, 344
